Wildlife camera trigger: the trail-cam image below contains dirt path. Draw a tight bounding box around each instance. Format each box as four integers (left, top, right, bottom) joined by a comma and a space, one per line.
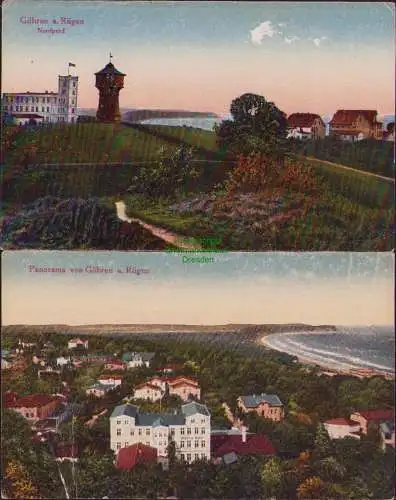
304, 156, 394, 183
115, 200, 202, 250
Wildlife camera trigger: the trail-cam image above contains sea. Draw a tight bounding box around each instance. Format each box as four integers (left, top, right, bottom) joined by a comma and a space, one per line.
264, 325, 395, 374
140, 116, 229, 131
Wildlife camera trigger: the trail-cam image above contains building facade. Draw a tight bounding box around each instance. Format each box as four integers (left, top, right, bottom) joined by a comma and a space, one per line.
287, 113, 326, 140
110, 402, 211, 463
95, 60, 126, 123
329, 110, 383, 141
2, 75, 78, 124
238, 394, 284, 422
7, 394, 61, 423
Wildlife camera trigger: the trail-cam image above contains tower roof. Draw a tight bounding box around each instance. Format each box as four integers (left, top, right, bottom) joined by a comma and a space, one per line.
95, 62, 126, 76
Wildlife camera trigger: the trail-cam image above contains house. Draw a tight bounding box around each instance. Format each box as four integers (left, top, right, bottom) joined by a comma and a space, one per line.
323, 418, 361, 440
56, 356, 72, 367
1, 358, 12, 370
379, 421, 395, 450
115, 443, 158, 470
287, 113, 326, 140
133, 382, 165, 402
329, 110, 383, 141
6, 394, 62, 423
54, 443, 79, 462
110, 401, 211, 463
72, 354, 111, 367
211, 427, 275, 460
97, 375, 123, 386
18, 339, 36, 349
350, 409, 395, 435
237, 393, 284, 422
123, 352, 156, 369
86, 382, 118, 398
104, 360, 127, 371
167, 376, 201, 402
68, 338, 88, 350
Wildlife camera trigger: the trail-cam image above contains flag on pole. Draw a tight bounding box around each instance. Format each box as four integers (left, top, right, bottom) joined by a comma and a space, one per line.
68, 62, 76, 67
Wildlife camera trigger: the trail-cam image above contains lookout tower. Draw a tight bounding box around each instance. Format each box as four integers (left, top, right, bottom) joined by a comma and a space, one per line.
95, 55, 126, 123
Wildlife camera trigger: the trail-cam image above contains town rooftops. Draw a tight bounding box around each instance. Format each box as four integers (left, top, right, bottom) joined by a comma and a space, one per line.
95, 62, 126, 77
135, 382, 164, 391
356, 409, 394, 422
288, 113, 323, 128
167, 376, 199, 386
116, 443, 157, 470
211, 433, 276, 457
330, 109, 378, 125
239, 394, 283, 408
181, 401, 210, 417
7, 394, 59, 408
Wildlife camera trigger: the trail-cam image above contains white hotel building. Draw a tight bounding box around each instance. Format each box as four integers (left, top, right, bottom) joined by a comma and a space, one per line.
110, 402, 211, 463
2, 74, 78, 125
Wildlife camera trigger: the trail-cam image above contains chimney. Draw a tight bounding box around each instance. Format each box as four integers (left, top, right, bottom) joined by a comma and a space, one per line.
241, 425, 247, 443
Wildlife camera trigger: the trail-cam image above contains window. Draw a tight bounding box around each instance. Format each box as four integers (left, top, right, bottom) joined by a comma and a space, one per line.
180, 453, 185, 460
201, 453, 206, 459
130, 429, 134, 436
195, 428, 199, 434
124, 442, 129, 447
201, 440, 205, 447
36, 107, 38, 112
180, 428, 185, 435
201, 428, 205, 434
170, 429, 175, 436
47, 98, 50, 103
124, 420, 128, 425
194, 440, 199, 448
201, 419, 205, 423
187, 440, 191, 448
195, 453, 199, 460
116, 442, 121, 450
47, 107, 50, 112
180, 441, 185, 448
187, 453, 191, 462
187, 428, 191, 435
116, 420, 121, 425
42, 107, 45, 112
117, 429, 121, 436
191, 419, 195, 423
72, 91, 76, 95
24, 98, 28, 103
146, 429, 150, 435
73, 81, 76, 87
72, 108, 75, 114
138, 429, 142, 436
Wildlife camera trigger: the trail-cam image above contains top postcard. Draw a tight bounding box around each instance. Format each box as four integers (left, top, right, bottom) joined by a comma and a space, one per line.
2, 1, 395, 251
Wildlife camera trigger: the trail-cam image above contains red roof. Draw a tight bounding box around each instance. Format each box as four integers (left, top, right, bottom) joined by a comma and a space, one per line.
116, 443, 158, 470
3, 391, 18, 405
288, 113, 323, 128
168, 376, 198, 386
170, 380, 199, 389
325, 418, 358, 426
211, 433, 276, 457
7, 394, 59, 408
356, 410, 394, 422
330, 110, 377, 125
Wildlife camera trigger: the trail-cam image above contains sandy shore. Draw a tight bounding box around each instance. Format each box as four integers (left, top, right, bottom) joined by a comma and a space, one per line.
259, 333, 395, 379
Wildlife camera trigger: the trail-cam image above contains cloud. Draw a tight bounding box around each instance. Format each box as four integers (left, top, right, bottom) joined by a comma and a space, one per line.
310, 36, 328, 47
250, 21, 281, 46
284, 36, 300, 44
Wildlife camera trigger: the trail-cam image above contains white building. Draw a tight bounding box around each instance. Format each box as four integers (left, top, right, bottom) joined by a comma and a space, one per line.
133, 382, 165, 402
2, 74, 79, 124
123, 352, 156, 369
68, 338, 88, 350
323, 418, 361, 440
110, 402, 211, 463
56, 356, 72, 367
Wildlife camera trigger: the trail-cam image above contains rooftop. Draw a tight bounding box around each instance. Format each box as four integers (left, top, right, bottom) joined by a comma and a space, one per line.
7, 394, 59, 408
356, 409, 394, 422
325, 418, 359, 426
211, 433, 276, 457
288, 113, 323, 128
116, 443, 157, 470
330, 109, 378, 126
239, 394, 283, 408
95, 62, 126, 77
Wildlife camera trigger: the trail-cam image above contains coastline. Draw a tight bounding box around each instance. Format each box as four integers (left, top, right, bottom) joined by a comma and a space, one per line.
259, 331, 395, 380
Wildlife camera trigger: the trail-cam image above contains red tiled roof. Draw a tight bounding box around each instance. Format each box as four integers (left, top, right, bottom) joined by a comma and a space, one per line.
325, 418, 358, 426
211, 434, 276, 457
168, 376, 198, 386
116, 443, 158, 470
288, 113, 323, 128
356, 410, 394, 422
330, 110, 377, 125
7, 394, 59, 408
170, 380, 200, 388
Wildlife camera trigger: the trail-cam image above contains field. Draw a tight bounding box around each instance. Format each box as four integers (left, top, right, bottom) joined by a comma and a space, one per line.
2, 122, 394, 251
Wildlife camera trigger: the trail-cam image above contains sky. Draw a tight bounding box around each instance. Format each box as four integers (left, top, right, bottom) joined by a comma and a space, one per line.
2, 251, 394, 326
2, 1, 395, 115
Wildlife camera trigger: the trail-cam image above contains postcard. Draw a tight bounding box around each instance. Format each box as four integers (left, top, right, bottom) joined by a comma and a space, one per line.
1, 250, 395, 498
2, 1, 395, 251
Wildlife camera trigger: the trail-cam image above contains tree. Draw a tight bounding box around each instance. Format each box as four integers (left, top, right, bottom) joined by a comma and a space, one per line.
4, 460, 40, 499
313, 424, 333, 460
297, 476, 328, 499
215, 93, 288, 157
260, 457, 283, 498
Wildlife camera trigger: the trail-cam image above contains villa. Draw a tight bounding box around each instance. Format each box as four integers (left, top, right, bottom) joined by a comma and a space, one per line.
237, 393, 284, 422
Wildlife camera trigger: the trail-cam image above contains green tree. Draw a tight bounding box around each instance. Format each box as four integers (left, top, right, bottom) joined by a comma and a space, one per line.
215, 93, 288, 157
260, 457, 283, 498
313, 424, 333, 460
